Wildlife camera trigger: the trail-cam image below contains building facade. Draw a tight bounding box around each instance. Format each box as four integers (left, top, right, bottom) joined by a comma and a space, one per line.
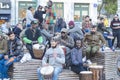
10, 0, 98, 25
0, 0, 11, 25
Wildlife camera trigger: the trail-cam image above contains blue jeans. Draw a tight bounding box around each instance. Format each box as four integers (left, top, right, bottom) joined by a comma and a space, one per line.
37, 67, 62, 80
0, 57, 18, 79
103, 33, 112, 48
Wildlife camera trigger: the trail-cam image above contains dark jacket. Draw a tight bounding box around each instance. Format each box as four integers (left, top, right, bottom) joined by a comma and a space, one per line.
7, 38, 23, 60
110, 19, 120, 30
34, 10, 46, 23
23, 28, 43, 44
97, 23, 109, 34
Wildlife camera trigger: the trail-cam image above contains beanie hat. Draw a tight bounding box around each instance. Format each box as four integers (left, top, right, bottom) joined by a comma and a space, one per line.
68, 21, 75, 26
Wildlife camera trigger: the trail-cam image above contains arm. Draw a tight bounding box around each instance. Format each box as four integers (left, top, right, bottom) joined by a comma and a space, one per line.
41, 30, 53, 39
42, 50, 49, 66
56, 47, 65, 64
99, 33, 106, 45
38, 36, 43, 44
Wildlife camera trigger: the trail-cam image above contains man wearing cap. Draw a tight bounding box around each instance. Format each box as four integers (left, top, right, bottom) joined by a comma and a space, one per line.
83, 25, 106, 64
37, 38, 65, 80
58, 28, 74, 68
23, 20, 43, 59
110, 14, 120, 49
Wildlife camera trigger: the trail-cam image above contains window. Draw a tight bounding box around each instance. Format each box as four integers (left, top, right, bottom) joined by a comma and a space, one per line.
18, 1, 37, 21
53, 2, 64, 18
74, 3, 89, 22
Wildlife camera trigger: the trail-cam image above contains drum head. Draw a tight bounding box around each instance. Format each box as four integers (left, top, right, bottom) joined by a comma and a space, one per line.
89, 65, 103, 69
33, 44, 45, 50
80, 71, 92, 74
40, 66, 54, 75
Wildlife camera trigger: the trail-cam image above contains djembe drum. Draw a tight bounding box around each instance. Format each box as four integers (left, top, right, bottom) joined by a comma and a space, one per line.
40, 66, 54, 80
33, 44, 45, 59
80, 71, 93, 80
89, 65, 103, 80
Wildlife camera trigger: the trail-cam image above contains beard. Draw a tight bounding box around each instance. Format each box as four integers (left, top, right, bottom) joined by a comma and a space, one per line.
51, 45, 57, 49
91, 31, 95, 35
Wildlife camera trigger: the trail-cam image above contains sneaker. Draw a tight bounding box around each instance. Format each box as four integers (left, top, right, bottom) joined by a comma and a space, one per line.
3, 78, 10, 80
86, 59, 92, 65
82, 56, 86, 62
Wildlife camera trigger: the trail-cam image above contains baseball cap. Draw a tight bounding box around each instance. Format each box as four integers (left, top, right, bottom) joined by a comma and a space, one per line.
31, 20, 38, 24
61, 28, 68, 33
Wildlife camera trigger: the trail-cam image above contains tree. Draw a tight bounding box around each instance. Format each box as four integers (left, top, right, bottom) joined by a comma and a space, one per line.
97, 0, 117, 16
104, 0, 117, 15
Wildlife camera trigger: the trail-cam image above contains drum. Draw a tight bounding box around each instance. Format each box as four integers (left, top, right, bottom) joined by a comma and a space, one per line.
40, 66, 54, 79
80, 71, 93, 80
33, 44, 45, 59
89, 65, 103, 80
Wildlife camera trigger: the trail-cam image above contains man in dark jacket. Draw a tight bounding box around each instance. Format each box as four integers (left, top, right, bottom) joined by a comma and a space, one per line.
23, 20, 43, 58
34, 5, 46, 28
0, 32, 23, 79
110, 14, 120, 48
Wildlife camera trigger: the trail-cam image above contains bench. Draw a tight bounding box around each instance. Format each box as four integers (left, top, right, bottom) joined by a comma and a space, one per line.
9, 50, 105, 80
10, 59, 79, 80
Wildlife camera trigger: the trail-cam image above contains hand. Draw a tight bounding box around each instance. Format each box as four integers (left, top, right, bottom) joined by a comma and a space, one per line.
61, 39, 66, 44
43, 63, 49, 67
4, 55, 9, 60
53, 52, 57, 58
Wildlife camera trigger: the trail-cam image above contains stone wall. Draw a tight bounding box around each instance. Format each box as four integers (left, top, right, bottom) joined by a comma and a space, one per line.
104, 50, 120, 80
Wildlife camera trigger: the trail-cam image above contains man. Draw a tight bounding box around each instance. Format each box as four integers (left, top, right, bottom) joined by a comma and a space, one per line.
0, 32, 23, 80
58, 28, 74, 53
34, 5, 46, 28
45, 0, 56, 34
58, 28, 74, 68
37, 38, 65, 80
97, 17, 112, 49
83, 25, 106, 64
82, 15, 92, 34
23, 20, 43, 58
26, 6, 36, 27
68, 20, 83, 40
110, 14, 120, 49
0, 33, 8, 79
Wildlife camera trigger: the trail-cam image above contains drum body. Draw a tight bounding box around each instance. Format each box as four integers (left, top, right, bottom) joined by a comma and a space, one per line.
80, 71, 93, 80
89, 65, 103, 80
40, 66, 54, 79
33, 44, 45, 59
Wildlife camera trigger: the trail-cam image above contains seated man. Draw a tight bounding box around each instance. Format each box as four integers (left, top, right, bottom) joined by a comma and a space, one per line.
68, 21, 84, 40
0, 33, 8, 79
58, 28, 74, 68
71, 38, 87, 74
37, 38, 65, 80
23, 20, 43, 58
83, 25, 106, 64
0, 32, 24, 79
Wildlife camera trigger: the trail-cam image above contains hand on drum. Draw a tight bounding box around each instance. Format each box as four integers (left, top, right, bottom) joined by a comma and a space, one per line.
32, 41, 38, 44
43, 63, 49, 67
53, 52, 57, 58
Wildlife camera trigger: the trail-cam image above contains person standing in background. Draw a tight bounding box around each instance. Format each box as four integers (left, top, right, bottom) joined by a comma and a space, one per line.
26, 6, 36, 28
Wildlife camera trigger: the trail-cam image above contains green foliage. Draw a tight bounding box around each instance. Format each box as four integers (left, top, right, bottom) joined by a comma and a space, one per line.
104, 0, 117, 14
